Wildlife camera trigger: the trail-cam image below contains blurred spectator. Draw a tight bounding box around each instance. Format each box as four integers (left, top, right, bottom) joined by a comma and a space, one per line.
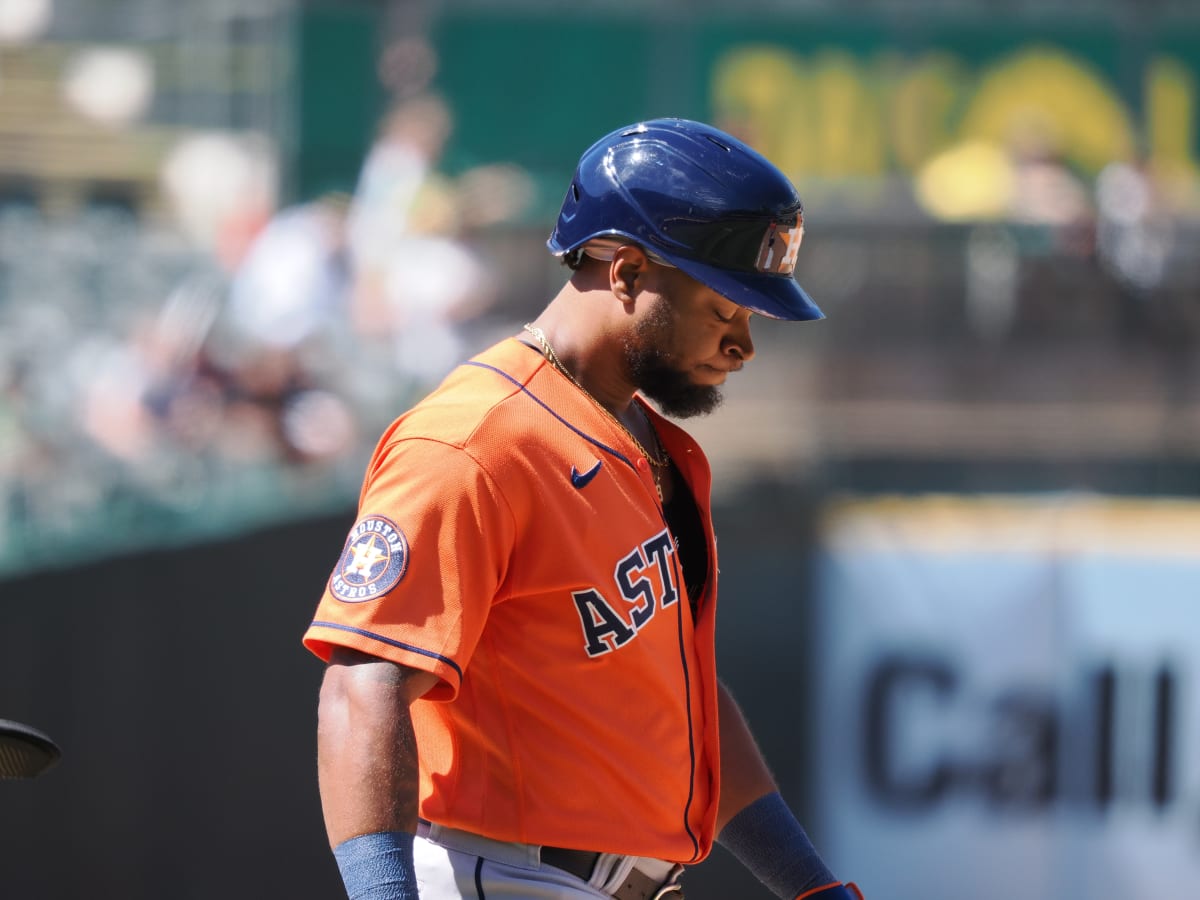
1094, 156, 1174, 297
227, 192, 353, 351
0, 86, 524, 575
345, 93, 455, 315
159, 131, 277, 271
1003, 115, 1093, 232
343, 93, 496, 388
1093, 155, 1182, 350
914, 117, 1094, 243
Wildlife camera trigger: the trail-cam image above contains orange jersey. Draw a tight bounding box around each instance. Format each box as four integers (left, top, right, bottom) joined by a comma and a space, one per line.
303, 338, 722, 863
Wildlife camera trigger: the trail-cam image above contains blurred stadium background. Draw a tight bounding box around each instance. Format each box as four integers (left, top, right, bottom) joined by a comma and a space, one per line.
0, 1, 1198, 898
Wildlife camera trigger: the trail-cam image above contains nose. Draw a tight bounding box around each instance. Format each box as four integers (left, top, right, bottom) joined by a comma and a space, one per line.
722, 312, 755, 364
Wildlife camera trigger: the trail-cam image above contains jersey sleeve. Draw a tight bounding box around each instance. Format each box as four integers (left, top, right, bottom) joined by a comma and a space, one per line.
302, 436, 515, 700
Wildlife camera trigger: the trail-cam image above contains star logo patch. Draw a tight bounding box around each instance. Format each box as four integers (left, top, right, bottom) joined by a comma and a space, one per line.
329, 514, 409, 602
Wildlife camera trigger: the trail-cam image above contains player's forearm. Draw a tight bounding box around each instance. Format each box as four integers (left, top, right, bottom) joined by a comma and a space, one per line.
714, 685, 863, 899
715, 680, 779, 830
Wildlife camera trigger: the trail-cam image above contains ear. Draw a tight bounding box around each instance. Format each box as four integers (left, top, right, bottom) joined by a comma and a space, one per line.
609, 245, 650, 304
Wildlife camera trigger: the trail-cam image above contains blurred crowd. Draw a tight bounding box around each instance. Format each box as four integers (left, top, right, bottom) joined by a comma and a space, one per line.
3, 84, 1197, 574
2, 41, 1198, 576
917, 129, 1190, 346
0, 93, 530, 574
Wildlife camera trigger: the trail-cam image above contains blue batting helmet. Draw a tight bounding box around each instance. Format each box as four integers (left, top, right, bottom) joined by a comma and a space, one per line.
548, 118, 821, 321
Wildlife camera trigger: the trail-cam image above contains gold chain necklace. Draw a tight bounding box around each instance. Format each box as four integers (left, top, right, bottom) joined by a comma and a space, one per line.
522, 324, 671, 491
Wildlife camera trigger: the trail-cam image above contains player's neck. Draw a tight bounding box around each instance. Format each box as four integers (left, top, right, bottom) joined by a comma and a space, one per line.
528, 286, 640, 416
523, 321, 636, 417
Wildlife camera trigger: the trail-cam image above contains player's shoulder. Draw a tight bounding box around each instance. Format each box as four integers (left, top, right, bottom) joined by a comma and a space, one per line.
384, 338, 545, 455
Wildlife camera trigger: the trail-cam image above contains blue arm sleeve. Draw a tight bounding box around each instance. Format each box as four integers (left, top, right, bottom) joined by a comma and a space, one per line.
716, 791, 838, 899
332, 831, 419, 900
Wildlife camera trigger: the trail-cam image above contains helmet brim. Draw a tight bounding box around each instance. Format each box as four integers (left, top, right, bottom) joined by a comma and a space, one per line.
547, 233, 823, 321
666, 254, 824, 322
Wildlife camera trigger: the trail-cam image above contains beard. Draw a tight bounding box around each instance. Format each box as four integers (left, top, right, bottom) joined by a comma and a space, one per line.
624, 295, 724, 419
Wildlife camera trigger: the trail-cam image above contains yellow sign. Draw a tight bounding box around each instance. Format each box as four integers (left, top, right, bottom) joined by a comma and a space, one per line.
712, 44, 1198, 185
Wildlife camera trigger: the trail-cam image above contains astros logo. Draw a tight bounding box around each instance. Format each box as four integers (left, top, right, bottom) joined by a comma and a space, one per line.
755, 214, 804, 275
330, 514, 409, 602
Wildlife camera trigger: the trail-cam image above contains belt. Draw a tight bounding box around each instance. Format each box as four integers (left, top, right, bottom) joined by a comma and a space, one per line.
539, 846, 684, 900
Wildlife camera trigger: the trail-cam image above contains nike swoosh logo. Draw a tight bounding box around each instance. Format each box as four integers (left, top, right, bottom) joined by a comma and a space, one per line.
570, 460, 603, 489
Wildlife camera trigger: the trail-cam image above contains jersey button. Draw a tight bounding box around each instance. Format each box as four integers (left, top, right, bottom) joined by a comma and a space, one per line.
635, 457, 649, 471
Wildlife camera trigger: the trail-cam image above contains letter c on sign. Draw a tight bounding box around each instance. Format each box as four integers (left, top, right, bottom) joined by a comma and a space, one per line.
863, 654, 957, 809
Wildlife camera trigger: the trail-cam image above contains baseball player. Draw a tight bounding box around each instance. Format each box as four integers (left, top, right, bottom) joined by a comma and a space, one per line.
305, 118, 863, 900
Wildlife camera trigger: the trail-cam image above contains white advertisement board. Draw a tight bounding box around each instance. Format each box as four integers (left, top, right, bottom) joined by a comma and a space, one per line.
812, 494, 1200, 900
